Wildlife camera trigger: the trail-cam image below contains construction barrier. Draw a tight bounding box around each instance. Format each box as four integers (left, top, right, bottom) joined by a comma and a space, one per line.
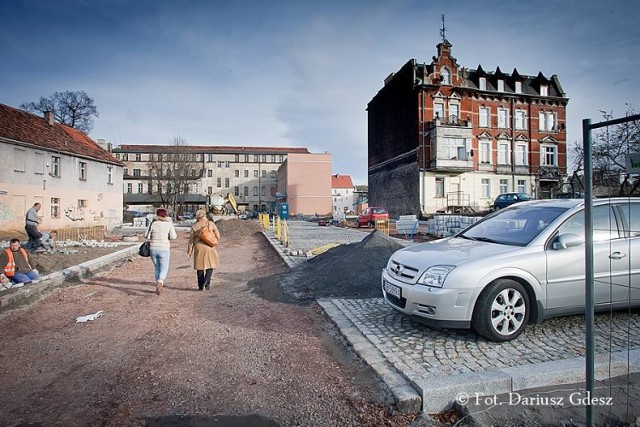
374, 219, 389, 235
56, 226, 106, 241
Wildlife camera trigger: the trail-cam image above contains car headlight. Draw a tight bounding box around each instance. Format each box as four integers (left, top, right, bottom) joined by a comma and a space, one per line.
417, 265, 455, 288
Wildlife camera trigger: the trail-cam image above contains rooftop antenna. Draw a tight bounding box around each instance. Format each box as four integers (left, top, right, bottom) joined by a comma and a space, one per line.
440, 14, 448, 43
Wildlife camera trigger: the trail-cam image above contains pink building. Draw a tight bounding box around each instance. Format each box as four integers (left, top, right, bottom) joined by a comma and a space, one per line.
277, 152, 332, 217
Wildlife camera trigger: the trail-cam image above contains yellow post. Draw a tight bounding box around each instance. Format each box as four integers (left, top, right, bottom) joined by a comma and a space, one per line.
276, 217, 281, 240
283, 220, 288, 247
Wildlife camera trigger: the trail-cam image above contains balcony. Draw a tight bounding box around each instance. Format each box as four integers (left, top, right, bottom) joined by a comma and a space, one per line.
427, 118, 474, 172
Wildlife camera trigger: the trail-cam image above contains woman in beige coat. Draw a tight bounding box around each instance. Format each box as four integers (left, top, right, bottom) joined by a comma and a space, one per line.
187, 209, 221, 290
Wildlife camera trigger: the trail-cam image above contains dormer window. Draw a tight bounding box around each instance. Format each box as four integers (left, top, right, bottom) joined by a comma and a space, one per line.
497, 79, 505, 92
515, 81, 522, 94
441, 68, 451, 85
540, 85, 548, 96
479, 77, 487, 90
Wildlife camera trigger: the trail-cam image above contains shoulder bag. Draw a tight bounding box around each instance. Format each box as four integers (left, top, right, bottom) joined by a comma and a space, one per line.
199, 221, 218, 247
139, 219, 153, 257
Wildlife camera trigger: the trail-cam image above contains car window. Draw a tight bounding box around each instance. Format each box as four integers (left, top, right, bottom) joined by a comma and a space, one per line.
372, 208, 387, 214
617, 202, 640, 237
556, 205, 620, 242
460, 206, 567, 246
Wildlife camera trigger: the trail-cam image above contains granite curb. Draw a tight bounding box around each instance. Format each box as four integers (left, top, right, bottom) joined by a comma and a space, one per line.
0, 243, 139, 309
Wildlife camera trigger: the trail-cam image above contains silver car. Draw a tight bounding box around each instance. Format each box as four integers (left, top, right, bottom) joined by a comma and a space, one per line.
381, 198, 640, 341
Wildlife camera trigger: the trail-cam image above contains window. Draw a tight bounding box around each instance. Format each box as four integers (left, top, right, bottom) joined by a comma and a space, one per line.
497, 79, 504, 92
449, 104, 459, 123
207, 186, 212, 194
270, 170, 276, 178
253, 187, 259, 196
107, 166, 113, 184
234, 187, 240, 196
515, 143, 528, 165
479, 77, 487, 90
207, 169, 213, 177
498, 141, 510, 164
217, 177, 222, 188
254, 155, 259, 162
51, 198, 60, 219
279, 155, 284, 162
122, 153, 128, 161
441, 138, 467, 160
557, 206, 619, 242
515, 81, 522, 94
434, 103, 444, 119
127, 183, 132, 193
78, 199, 88, 208
261, 170, 267, 178
135, 153, 141, 161
147, 182, 152, 194
254, 170, 258, 178
517, 180, 526, 194
441, 68, 451, 85
50, 156, 61, 177
244, 187, 249, 196
481, 179, 491, 198
261, 155, 266, 162
35, 152, 45, 175
138, 183, 143, 193
500, 179, 509, 194
235, 154, 239, 162
479, 107, 489, 127
479, 141, 491, 164
498, 108, 509, 128
225, 178, 229, 188
540, 85, 548, 96
225, 161, 230, 168
133, 168, 140, 177
271, 155, 276, 162
235, 170, 239, 178
244, 170, 249, 178
541, 145, 557, 166
538, 111, 557, 131
435, 177, 444, 197
208, 154, 214, 162
244, 155, 249, 162
79, 161, 87, 180
261, 187, 267, 196
515, 110, 526, 130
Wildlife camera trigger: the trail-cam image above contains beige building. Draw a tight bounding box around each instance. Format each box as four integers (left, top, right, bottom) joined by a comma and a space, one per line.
0, 103, 124, 232
277, 152, 333, 217
112, 145, 310, 214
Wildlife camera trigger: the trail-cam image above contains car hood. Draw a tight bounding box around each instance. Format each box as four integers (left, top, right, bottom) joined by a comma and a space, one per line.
392, 237, 517, 268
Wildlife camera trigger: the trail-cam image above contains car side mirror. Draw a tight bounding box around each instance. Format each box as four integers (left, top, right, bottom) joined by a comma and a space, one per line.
552, 233, 583, 250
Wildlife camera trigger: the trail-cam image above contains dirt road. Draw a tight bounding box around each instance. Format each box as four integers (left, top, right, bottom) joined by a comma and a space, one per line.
0, 226, 417, 427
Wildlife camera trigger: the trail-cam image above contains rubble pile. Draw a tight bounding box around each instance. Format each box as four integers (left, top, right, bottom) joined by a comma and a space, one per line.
215, 218, 263, 238
254, 231, 405, 302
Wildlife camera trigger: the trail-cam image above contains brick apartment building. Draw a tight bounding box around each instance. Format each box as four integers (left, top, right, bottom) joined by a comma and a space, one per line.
367, 39, 568, 217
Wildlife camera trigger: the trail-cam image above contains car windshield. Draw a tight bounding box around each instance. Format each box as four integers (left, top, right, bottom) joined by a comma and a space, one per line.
459, 205, 568, 246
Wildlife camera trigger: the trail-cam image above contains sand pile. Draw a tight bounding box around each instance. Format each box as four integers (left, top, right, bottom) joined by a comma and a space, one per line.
253, 231, 405, 302
215, 218, 263, 238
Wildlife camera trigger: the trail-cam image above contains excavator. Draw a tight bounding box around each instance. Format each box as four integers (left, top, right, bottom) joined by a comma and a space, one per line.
207, 192, 239, 215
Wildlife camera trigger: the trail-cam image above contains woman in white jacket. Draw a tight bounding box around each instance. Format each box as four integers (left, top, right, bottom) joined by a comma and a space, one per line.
146, 208, 177, 295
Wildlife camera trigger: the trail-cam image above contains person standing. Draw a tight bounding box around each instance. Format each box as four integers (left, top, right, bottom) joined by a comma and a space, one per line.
25, 202, 44, 253
1, 238, 39, 285
187, 209, 220, 291
146, 208, 177, 295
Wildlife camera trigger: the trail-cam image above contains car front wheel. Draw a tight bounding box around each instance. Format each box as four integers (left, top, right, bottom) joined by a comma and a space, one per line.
472, 279, 530, 342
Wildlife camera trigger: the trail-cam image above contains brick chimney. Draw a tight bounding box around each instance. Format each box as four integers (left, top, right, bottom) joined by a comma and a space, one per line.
44, 111, 55, 126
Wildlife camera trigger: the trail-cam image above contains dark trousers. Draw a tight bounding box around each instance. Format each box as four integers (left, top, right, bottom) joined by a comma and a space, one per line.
25, 223, 43, 250
197, 269, 213, 289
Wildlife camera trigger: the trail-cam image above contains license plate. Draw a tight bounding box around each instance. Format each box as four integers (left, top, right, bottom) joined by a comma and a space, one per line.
383, 280, 401, 299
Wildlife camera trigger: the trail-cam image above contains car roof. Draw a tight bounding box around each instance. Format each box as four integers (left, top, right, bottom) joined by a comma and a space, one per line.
510, 197, 637, 210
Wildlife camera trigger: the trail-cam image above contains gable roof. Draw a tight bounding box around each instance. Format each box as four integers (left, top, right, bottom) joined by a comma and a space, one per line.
0, 103, 121, 165
332, 174, 354, 189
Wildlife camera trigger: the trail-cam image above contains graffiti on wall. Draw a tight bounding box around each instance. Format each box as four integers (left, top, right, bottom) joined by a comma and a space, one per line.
0, 202, 15, 221
64, 206, 85, 222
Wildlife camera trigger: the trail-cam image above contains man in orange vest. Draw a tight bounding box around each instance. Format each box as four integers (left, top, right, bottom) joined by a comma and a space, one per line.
0, 238, 39, 285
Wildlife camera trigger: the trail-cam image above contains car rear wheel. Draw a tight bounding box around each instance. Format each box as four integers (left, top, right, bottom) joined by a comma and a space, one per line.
472, 279, 530, 342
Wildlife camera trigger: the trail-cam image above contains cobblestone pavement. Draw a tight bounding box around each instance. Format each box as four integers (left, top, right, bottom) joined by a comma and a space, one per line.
264, 219, 640, 414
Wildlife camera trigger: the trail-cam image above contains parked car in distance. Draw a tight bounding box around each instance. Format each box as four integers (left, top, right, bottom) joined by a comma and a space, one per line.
492, 192, 531, 210
356, 207, 389, 228
178, 212, 194, 220
381, 198, 640, 341
555, 192, 585, 199
238, 212, 249, 220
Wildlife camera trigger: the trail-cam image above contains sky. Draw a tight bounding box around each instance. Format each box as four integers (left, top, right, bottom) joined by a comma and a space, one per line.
1, 0, 639, 185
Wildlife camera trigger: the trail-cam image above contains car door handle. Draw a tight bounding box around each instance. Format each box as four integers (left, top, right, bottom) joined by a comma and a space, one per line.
609, 252, 626, 260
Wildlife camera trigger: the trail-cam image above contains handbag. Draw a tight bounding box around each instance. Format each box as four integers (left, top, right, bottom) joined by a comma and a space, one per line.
198, 222, 218, 247
138, 241, 151, 257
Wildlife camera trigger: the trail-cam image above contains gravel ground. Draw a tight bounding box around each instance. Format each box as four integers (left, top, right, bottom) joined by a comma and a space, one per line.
0, 219, 421, 427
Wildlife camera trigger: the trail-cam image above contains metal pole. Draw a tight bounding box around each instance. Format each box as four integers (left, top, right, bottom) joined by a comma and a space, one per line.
582, 118, 594, 427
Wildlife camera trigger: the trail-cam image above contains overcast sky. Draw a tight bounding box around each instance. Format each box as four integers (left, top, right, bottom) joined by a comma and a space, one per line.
1, 0, 639, 184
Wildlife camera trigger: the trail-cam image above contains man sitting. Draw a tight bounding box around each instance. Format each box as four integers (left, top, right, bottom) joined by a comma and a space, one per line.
1, 238, 39, 285
41, 230, 58, 252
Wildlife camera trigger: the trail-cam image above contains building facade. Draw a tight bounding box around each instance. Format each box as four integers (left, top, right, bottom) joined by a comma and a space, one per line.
112, 145, 310, 214
368, 40, 568, 216
0, 103, 123, 231
277, 152, 333, 217
331, 174, 355, 215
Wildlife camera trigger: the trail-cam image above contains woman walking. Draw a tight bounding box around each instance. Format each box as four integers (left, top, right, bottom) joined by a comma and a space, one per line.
146, 208, 177, 295
187, 209, 221, 290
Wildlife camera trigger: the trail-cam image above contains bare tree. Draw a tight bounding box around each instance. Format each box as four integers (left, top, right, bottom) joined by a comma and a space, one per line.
21, 90, 99, 133
146, 136, 203, 215
570, 105, 640, 196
